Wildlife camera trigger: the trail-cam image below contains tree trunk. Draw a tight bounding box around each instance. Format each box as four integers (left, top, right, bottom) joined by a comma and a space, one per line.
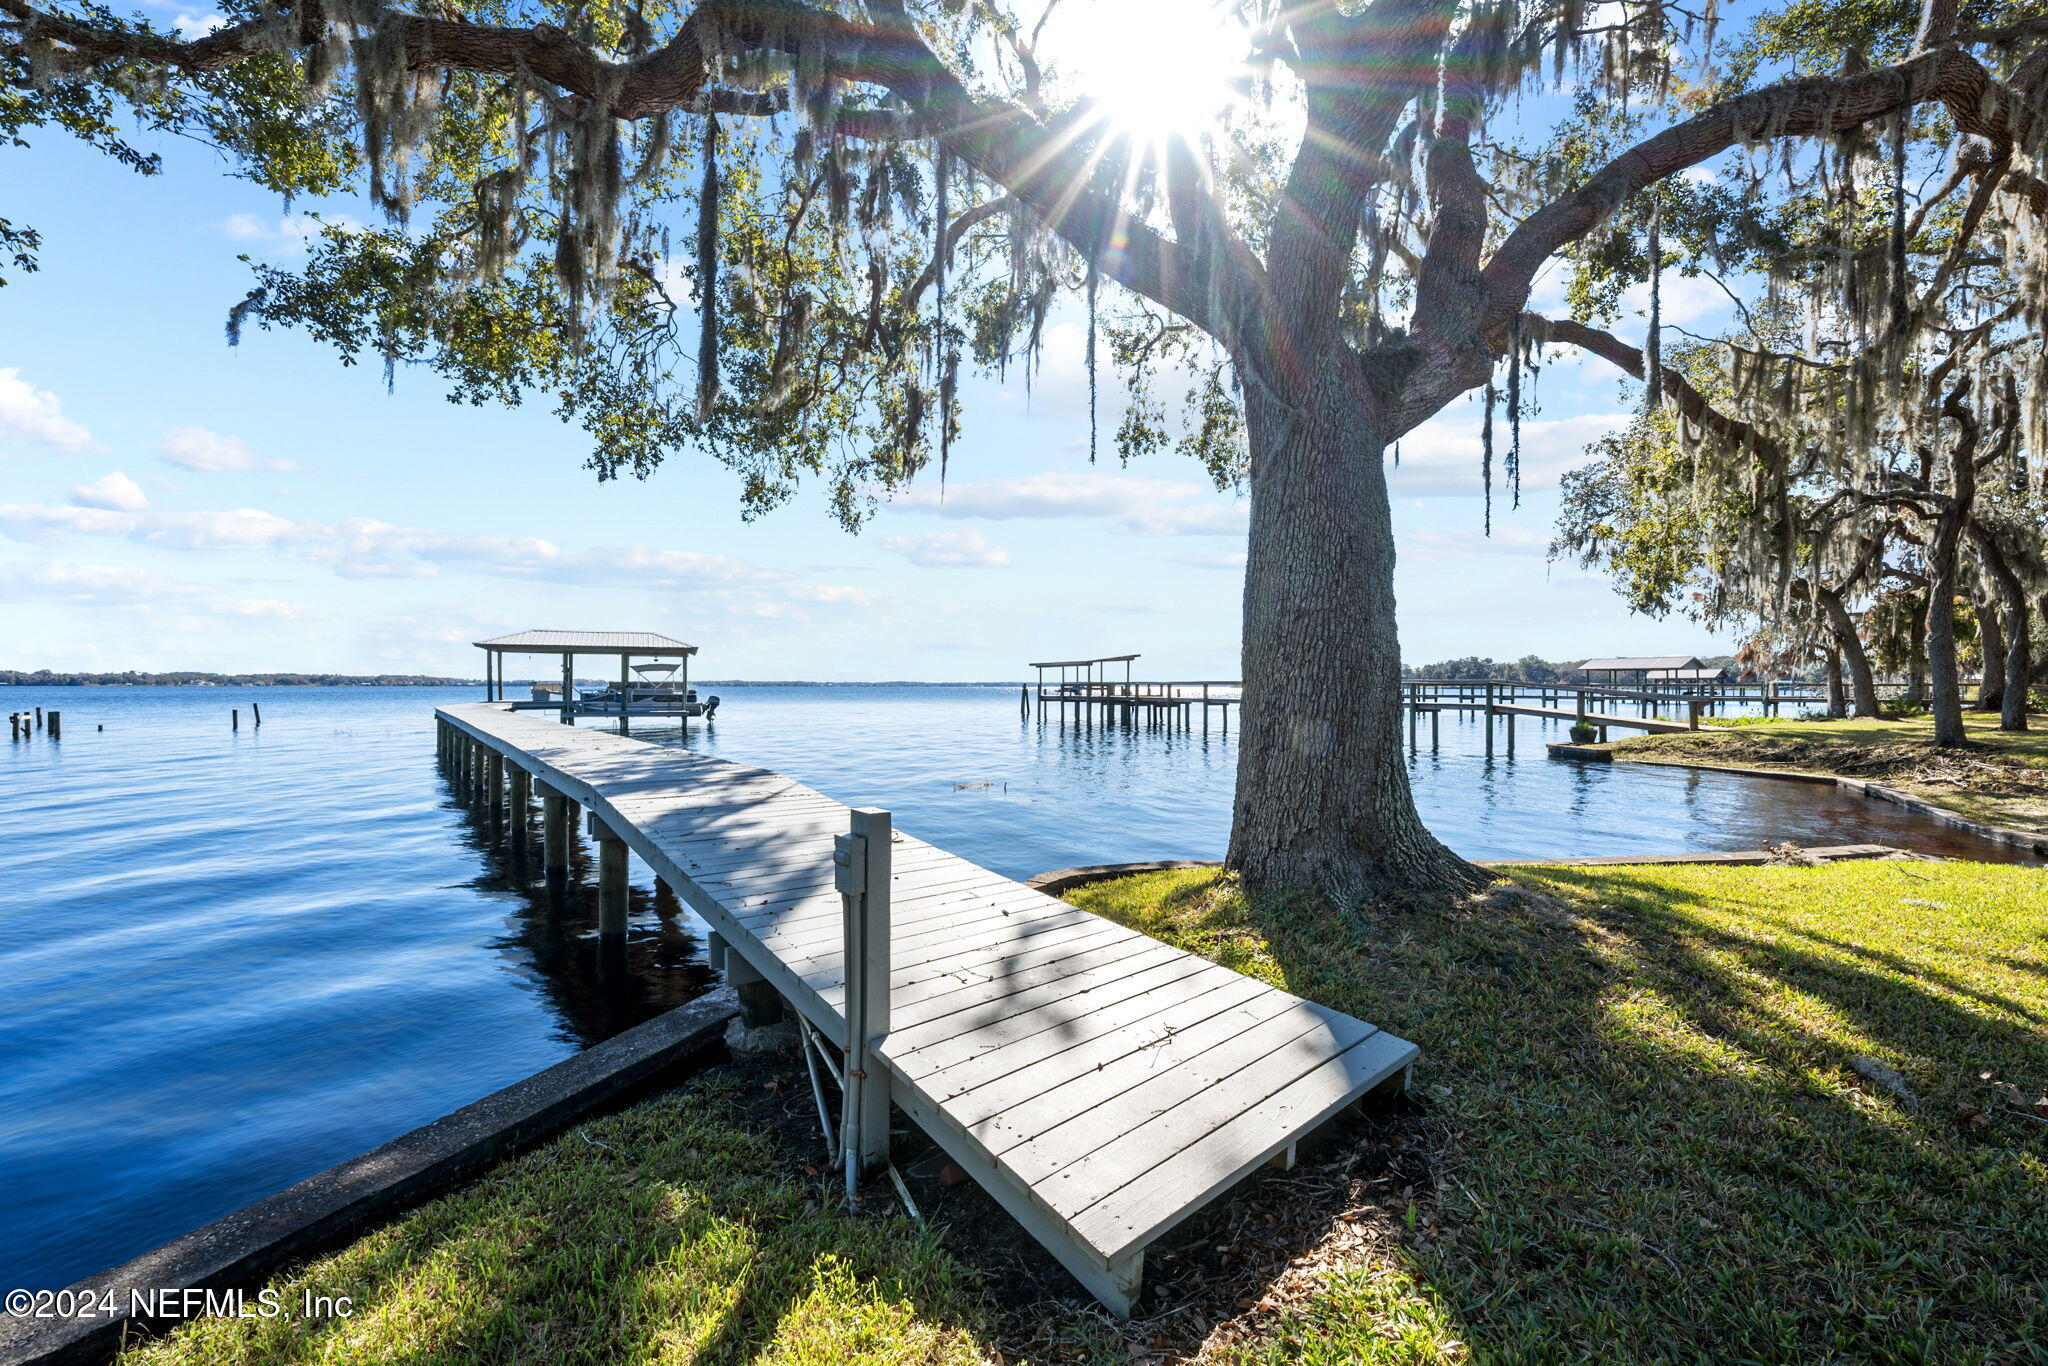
1970, 529, 2032, 731
1926, 531, 1967, 746
1905, 600, 1928, 705
1973, 589, 2005, 713
1815, 585, 1880, 718
1824, 645, 1847, 719
1228, 370, 1481, 903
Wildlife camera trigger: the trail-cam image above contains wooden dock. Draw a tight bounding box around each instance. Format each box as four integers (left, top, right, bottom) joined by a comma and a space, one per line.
434, 703, 1415, 1315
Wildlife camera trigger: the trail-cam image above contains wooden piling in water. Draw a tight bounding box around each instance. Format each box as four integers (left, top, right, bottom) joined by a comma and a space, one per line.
541, 783, 570, 878
232, 709, 239, 732
252, 702, 262, 726
486, 752, 505, 815
591, 812, 628, 935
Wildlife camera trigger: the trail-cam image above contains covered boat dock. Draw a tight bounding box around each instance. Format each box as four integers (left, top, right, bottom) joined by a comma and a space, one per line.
474, 629, 705, 732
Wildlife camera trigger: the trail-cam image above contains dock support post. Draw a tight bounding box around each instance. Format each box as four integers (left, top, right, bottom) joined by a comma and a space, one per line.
1484, 683, 1495, 759
561, 652, 575, 726
47, 711, 60, 739
509, 766, 531, 842
486, 751, 504, 816
836, 807, 894, 1192
541, 782, 569, 882
618, 654, 631, 736
590, 812, 628, 936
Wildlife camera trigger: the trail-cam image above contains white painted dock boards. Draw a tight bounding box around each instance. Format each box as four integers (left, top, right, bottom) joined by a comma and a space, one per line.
436, 703, 1417, 1315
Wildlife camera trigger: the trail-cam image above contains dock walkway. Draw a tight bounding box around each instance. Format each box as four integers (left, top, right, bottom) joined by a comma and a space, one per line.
435, 703, 1415, 1315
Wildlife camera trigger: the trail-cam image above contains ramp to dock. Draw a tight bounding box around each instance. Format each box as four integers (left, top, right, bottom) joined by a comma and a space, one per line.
437, 703, 1416, 1315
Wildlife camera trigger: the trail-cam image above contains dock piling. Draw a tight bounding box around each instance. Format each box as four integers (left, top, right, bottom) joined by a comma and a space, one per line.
590, 811, 629, 936
541, 782, 570, 880
47, 711, 60, 740
232, 708, 239, 732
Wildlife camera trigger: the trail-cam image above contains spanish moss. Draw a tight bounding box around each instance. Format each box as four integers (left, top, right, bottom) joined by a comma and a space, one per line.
694, 114, 720, 422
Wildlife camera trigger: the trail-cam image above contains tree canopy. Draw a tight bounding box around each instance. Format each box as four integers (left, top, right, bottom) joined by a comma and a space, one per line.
9, 0, 2048, 895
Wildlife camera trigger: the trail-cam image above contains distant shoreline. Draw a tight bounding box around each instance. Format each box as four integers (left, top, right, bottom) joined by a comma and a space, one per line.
3, 675, 1031, 688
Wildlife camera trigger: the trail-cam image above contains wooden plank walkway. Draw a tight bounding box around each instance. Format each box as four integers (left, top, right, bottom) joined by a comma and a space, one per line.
436, 703, 1416, 1315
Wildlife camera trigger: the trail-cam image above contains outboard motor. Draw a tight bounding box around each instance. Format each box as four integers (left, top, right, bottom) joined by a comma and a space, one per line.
703, 694, 720, 718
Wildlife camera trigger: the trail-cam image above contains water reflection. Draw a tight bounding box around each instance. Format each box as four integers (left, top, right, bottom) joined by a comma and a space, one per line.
436, 756, 718, 1048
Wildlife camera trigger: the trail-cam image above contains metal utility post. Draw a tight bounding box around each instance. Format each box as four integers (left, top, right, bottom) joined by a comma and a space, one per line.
835, 807, 893, 1202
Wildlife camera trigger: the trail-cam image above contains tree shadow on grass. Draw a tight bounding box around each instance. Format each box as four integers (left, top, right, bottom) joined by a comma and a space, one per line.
1170, 863, 2048, 1363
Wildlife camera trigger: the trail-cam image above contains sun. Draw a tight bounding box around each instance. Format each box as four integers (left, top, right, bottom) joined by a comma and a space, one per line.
1039, 0, 1252, 144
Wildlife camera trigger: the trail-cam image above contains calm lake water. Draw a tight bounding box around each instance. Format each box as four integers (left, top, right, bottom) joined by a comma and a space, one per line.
0, 682, 2027, 1289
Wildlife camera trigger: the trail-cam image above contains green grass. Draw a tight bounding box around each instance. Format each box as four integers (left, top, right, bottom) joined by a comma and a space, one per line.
1071, 861, 2048, 1363
120, 1077, 990, 1365
1612, 712, 2048, 835
127, 861, 2048, 1363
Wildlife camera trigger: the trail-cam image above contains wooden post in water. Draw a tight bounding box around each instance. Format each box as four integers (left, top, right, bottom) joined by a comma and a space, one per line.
561, 653, 575, 726
1483, 683, 1495, 758
35, 706, 43, 730
232, 708, 239, 732
836, 807, 893, 1196
540, 781, 569, 880
252, 702, 262, 727
617, 655, 631, 736
486, 751, 505, 816
590, 811, 628, 936
509, 767, 531, 836
47, 711, 60, 739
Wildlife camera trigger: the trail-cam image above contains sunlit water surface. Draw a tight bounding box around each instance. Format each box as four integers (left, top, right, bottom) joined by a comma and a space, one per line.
0, 682, 2025, 1289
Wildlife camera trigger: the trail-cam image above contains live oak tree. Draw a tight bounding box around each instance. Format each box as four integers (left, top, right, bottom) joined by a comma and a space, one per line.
9, 0, 2048, 899
1552, 0, 2047, 747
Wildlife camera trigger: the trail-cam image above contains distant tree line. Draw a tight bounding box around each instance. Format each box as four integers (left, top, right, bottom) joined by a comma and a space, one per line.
1401, 655, 1745, 683
2, 670, 481, 686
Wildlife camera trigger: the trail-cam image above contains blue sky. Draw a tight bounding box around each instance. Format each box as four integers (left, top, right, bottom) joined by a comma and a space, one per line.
1, 67, 1741, 681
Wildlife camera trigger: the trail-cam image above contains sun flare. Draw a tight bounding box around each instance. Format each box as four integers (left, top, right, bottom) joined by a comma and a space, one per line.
1040, 0, 1252, 143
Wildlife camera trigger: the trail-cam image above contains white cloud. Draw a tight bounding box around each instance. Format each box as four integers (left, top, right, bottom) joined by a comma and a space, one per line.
157, 425, 298, 473
880, 529, 1013, 568
0, 560, 205, 604
1175, 551, 1246, 570
1400, 524, 1552, 560
218, 212, 357, 257
1117, 503, 1248, 537
0, 498, 817, 593
894, 471, 1207, 520
69, 471, 148, 512
1386, 411, 1629, 499
172, 10, 223, 37
0, 368, 99, 452
1616, 271, 1730, 329
217, 598, 310, 619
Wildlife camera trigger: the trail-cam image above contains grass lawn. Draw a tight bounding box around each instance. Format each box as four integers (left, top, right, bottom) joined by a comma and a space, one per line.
125, 860, 2048, 1364
1610, 712, 2048, 837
